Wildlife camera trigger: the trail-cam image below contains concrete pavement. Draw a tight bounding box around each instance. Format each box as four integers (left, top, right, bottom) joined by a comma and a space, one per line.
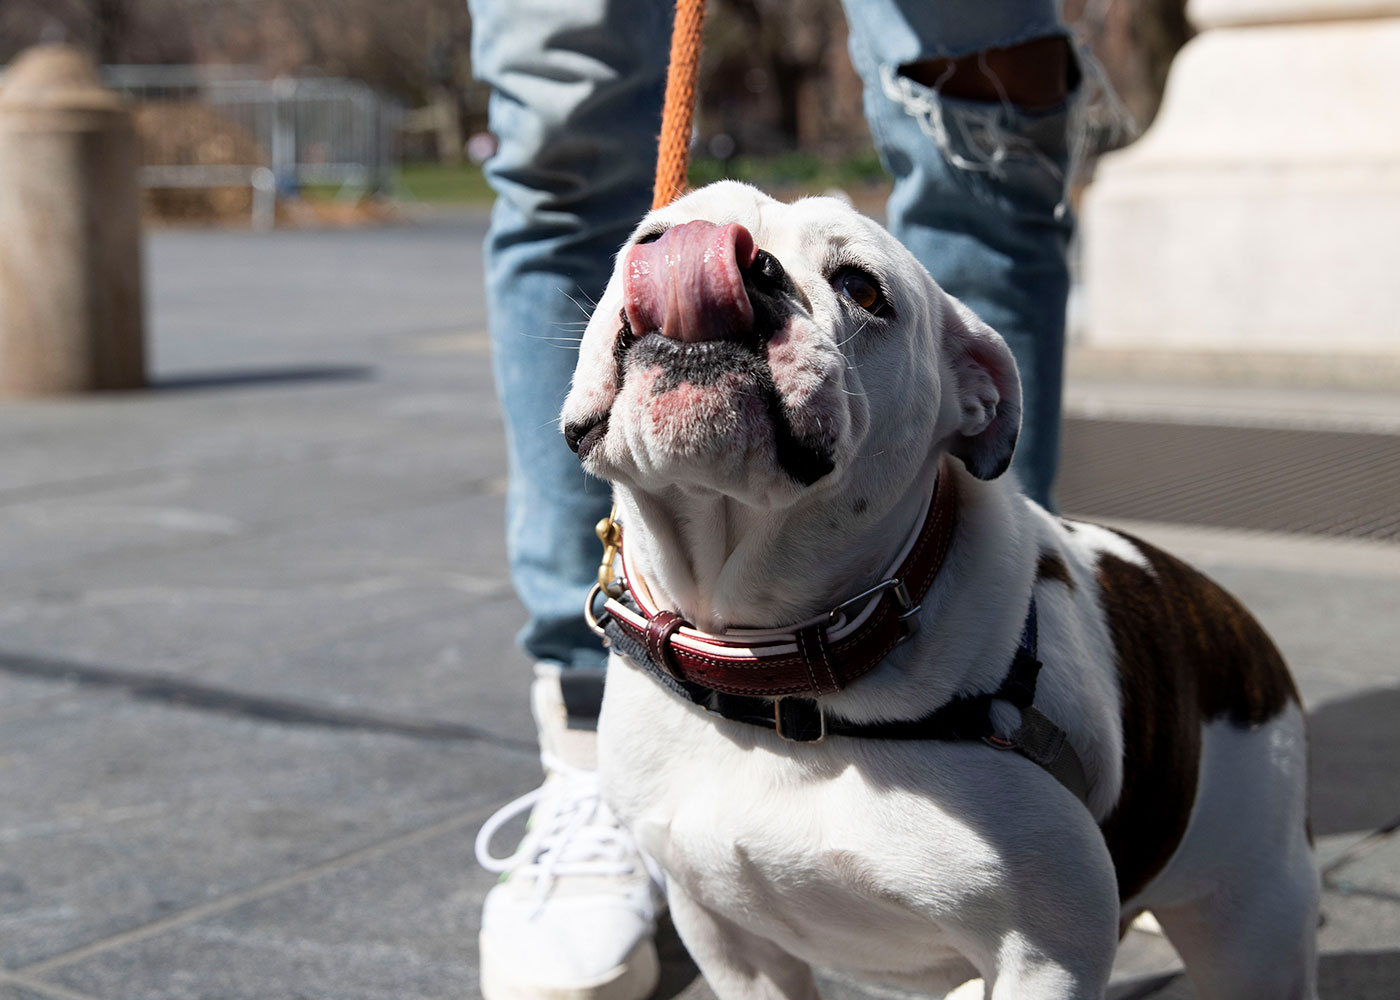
1, 212, 1396, 999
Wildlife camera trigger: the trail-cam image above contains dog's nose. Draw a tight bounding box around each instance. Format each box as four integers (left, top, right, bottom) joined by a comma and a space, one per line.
623, 220, 757, 344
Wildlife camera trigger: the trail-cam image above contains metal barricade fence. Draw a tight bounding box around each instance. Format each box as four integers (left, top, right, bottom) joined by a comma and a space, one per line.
99, 66, 403, 230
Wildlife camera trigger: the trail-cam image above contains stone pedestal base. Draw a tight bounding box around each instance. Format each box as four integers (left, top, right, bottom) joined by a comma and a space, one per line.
1083, 16, 1400, 354
0, 45, 145, 396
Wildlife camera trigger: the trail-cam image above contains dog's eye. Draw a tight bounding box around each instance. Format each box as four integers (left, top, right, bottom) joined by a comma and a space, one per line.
635, 228, 667, 245
833, 267, 887, 315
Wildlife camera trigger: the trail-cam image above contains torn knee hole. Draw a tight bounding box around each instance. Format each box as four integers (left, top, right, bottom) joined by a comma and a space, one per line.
900, 35, 1079, 110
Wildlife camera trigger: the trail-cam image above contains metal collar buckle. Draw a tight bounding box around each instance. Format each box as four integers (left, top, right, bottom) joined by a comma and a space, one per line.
774, 696, 826, 743
826, 577, 921, 643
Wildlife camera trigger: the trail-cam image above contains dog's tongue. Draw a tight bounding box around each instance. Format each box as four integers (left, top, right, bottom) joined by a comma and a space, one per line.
623, 220, 757, 343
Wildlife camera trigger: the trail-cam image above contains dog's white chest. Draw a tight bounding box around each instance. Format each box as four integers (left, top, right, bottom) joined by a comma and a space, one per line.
598, 661, 1000, 978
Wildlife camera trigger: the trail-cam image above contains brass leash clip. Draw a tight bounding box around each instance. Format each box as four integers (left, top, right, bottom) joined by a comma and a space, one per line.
585, 506, 625, 640
595, 506, 624, 599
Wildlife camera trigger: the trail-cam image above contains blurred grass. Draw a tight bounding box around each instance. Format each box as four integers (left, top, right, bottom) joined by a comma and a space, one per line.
385, 151, 887, 205
395, 162, 497, 203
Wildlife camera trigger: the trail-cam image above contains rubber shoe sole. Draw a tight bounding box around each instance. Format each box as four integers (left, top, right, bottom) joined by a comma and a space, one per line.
478, 936, 660, 1000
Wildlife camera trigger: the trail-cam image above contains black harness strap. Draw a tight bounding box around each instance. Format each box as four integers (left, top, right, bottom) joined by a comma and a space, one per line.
602, 597, 1091, 806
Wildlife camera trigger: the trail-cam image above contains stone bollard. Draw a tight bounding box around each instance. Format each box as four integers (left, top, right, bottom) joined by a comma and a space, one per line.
1083, 0, 1400, 356
0, 45, 145, 396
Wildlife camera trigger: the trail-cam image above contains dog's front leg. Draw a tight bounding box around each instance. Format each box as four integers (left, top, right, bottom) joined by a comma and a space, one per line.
976, 901, 1119, 1000
668, 884, 818, 1000
970, 811, 1121, 1000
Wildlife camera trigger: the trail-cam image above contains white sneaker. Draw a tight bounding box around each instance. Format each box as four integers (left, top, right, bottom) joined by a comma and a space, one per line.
475, 665, 664, 1000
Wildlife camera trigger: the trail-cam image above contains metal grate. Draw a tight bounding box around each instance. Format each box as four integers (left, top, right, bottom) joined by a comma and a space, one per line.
1058, 418, 1400, 542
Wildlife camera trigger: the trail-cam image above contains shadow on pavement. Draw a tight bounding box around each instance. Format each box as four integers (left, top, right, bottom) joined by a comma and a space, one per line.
154, 364, 375, 391
1308, 686, 1400, 837
1111, 950, 1400, 1000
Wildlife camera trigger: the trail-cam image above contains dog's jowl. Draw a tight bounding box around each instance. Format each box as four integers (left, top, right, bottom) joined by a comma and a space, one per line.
564, 181, 1319, 1000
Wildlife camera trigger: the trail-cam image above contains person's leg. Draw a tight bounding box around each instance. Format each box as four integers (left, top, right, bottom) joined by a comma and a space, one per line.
473, 0, 671, 672
841, 0, 1077, 508
467, 3, 670, 998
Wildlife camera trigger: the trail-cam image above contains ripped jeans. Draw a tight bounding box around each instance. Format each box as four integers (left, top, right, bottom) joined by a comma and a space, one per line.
469, 0, 1075, 671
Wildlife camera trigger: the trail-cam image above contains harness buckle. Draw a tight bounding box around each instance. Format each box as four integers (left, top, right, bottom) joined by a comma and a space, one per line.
773, 697, 826, 743
826, 577, 921, 644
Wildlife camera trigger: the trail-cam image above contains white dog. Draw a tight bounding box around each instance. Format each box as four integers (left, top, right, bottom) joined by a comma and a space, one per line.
561, 181, 1319, 1000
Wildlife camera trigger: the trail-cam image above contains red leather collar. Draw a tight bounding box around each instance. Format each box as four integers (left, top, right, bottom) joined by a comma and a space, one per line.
602, 458, 959, 697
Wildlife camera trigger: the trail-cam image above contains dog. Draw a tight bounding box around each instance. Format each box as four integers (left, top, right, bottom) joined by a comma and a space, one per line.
560, 181, 1319, 999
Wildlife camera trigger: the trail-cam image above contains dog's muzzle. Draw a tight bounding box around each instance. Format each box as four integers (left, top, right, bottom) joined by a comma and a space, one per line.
567, 218, 835, 487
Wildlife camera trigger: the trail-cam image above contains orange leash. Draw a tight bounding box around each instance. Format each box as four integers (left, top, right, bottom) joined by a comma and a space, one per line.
653, 0, 707, 210
592, 0, 708, 608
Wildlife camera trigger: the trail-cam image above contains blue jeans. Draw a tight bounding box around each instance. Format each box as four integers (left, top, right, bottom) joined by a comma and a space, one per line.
470, 0, 1074, 672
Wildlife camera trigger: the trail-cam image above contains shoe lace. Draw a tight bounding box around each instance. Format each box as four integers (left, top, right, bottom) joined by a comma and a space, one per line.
474, 752, 664, 914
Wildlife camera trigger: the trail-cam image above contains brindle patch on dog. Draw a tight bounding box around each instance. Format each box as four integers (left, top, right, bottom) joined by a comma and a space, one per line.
1035, 552, 1074, 590
1095, 531, 1298, 901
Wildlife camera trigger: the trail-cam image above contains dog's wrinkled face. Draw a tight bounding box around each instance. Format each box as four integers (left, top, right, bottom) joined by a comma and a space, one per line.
563, 182, 1021, 511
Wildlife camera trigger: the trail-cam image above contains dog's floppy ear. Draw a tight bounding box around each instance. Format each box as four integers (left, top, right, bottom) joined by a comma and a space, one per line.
942, 299, 1021, 480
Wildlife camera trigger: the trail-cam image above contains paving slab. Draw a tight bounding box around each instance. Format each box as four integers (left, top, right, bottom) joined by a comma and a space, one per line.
0, 674, 82, 723
0, 438, 502, 575
0, 683, 535, 970
275, 595, 537, 738
1316, 949, 1400, 998
145, 221, 489, 374
0, 590, 541, 748
1204, 567, 1400, 710
1111, 885, 1400, 1000
0, 481, 510, 609
0, 374, 502, 502
24, 805, 501, 1000
1318, 882, 1400, 955
1307, 688, 1400, 839
1327, 830, 1400, 901
0, 491, 512, 680
0, 982, 77, 1000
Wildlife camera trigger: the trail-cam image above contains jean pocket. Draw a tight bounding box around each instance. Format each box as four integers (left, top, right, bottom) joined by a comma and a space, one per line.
880, 64, 1075, 218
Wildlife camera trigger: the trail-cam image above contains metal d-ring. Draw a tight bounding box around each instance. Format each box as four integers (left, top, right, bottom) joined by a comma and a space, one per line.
825, 577, 921, 642
583, 582, 612, 640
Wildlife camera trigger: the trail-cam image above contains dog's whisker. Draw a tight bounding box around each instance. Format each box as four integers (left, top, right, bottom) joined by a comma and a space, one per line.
834, 320, 871, 350
561, 289, 597, 318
